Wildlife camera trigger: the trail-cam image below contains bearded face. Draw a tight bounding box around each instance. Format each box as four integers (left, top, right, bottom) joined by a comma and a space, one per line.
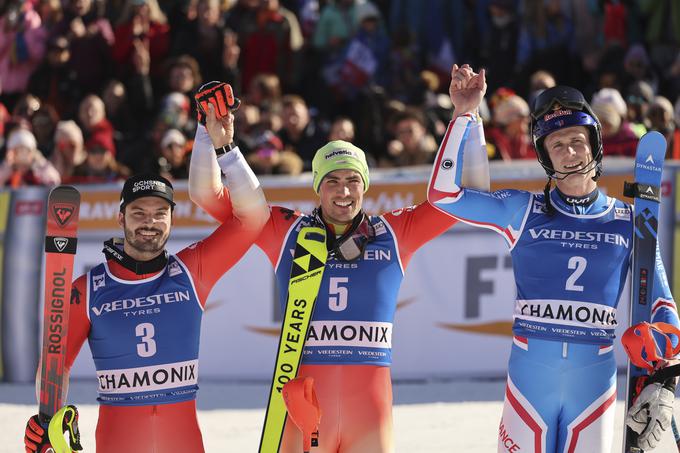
118, 197, 172, 259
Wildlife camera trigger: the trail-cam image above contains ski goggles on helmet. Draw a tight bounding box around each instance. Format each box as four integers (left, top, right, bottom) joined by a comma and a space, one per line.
531, 86, 593, 121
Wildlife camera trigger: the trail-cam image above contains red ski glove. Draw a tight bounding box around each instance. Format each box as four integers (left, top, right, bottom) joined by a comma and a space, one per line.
194, 81, 241, 126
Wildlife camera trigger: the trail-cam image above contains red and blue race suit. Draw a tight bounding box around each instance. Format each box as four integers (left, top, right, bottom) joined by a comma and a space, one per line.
428, 115, 680, 453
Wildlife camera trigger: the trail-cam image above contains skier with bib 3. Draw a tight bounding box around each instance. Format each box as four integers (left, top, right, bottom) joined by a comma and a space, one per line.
24, 102, 268, 452
428, 65, 680, 452
188, 74, 489, 452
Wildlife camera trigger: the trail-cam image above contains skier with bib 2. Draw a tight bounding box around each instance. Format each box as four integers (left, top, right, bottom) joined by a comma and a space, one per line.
428, 65, 680, 452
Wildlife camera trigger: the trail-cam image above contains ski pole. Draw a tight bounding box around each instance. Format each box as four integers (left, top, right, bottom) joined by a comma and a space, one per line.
672, 415, 680, 452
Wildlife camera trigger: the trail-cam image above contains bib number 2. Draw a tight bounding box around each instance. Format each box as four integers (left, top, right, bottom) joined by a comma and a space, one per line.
566, 256, 587, 292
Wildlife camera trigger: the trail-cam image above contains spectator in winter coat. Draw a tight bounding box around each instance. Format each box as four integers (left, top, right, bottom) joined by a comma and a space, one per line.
277, 95, 327, 170
238, 0, 303, 91
50, 120, 87, 183
157, 128, 189, 180
246, 130, 303, 175
28, 35, 82, 118
324, 2, 389, 100
672, 97, 680, 159
328, 117, 355, 143
220, 28, 242, 94
382, 109, 437, 167
646, 96, 676, 156
78, 94, 116, 157
312, 0, 356, 52
112, 0, 170, 82
591, 88, 639, 157
71, 137, 130, 183
50, 0, 114, 95
592, 101, 638, 157
170, 0, 224, 83
486, 89, 533, 161
625, 80, 654, 138
165, 54, 202, 97
0, 1, 48, 105
31, 104, 60, 156
479, 0, 521, 94
0, 128, 60, 187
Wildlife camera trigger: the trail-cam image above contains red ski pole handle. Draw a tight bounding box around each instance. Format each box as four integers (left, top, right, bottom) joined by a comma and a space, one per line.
282, 376, 321, 452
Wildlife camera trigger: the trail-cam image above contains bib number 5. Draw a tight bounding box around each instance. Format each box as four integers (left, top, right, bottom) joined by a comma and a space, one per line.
329, 277, 349, 311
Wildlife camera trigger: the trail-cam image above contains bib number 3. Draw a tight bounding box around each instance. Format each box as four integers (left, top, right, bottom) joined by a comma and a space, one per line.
136, 322, 157, 357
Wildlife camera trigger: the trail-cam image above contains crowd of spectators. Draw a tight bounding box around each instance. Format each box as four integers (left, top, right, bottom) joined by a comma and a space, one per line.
1, 0, 680, 187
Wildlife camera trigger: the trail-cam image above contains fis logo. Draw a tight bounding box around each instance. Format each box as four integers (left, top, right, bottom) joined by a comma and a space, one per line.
92, 273, 106, 291
168, 261, 183, 277
532, 199, 546, 214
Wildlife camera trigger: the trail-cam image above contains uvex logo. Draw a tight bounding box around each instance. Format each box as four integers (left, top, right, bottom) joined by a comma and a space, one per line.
53, 204, 75, 226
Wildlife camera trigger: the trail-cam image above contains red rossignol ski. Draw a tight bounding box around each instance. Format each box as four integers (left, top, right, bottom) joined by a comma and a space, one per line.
38, 186, 80, 423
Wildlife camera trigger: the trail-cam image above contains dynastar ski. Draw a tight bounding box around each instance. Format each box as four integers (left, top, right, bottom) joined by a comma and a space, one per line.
39, 186, 80, 423
259, 226, 327, 453
623, 131, 671, 452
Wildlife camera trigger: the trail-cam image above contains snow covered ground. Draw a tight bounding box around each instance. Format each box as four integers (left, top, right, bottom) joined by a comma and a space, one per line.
1, 375, 678, 452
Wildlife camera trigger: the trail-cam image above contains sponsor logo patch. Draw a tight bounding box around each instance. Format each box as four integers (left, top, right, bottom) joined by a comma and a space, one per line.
53, 237, 68, 251
52, 203, 75, 226
167, 261, 182, 277
306, 320, 392, 348
97, 360, 198, 394
92, 273, 106, 291
615, 207, 631, 221
373, 220, 387, 236
532, 200, 546, 214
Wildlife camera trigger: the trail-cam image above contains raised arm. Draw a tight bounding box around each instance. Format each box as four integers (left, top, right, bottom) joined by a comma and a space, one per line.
188, 119, 233, 223
427, 65, 532, 247
189, 91, 269, 230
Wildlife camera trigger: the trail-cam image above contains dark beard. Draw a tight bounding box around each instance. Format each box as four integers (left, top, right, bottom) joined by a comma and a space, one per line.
123, 225, 169, 255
